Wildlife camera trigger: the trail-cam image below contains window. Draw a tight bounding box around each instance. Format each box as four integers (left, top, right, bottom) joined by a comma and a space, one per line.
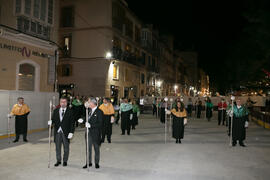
40, 0, 47, 21
112, 65, 119, 80
48, 0, 53, 24
141, 52, 146, 65
43, 26, 50, 38
15, 0, 21, 13
112, 2, 125, 32
33, 0, 40, 18
125, 43, 132, 52
31, 21, 36, 32
58, 64, 72, 77
113, 36, 121, 48
141, 73, 145, 84
18, 63, 35, 91
63, 36, 72, 57
152, 57, 156, 68
148, 56, 151, 66
135, 25, 140, 43
25, 0, 31, 15
17, 17, 30, 32
37, 23, 42, 34
61, 6, 74, 27
125, 17, 133, 38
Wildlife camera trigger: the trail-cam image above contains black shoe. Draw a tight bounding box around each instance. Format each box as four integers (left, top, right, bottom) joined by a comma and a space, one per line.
63, 162, 67, 166
108, 139, 111, 143
232, 142, 236, 147
101, 140, 104, 143
23, 139, 28, 142
121, 133, 125, 135
179, 140, 182, 144
176, 139, 179, 143
13, 139, 19, 143
83, 163, 92, 168
239, 142, 246, 147
54, 162, 61, 167
95, 164, 100, 169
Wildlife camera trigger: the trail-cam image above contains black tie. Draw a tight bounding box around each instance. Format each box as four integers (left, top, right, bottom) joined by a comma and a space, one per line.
62, 109, 65, 118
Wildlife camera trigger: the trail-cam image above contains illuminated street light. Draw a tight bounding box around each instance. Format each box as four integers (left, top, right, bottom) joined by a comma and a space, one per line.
106, 52, 112, 59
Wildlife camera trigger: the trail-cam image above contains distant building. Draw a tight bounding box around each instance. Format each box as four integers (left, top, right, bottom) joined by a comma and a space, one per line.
57, 0, 163, 101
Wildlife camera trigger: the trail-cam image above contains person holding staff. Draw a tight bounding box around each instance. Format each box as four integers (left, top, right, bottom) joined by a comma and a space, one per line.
9, 97, 30, 143
48, 97, 75, 167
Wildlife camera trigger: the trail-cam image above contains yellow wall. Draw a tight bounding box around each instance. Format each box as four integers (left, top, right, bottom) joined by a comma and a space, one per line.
0, 37, 55, 92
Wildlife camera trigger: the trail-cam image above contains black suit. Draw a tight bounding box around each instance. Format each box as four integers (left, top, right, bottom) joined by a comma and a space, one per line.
84, 107, 103, 165
52, 107, 75, 163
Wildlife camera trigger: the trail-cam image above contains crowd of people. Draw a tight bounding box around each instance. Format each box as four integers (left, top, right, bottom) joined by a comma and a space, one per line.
152, 96, 250, 146
7, 95, 255, 169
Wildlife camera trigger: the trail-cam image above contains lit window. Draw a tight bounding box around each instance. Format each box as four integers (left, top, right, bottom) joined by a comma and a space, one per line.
63, 36, 72, 57
112, 65, 119, 80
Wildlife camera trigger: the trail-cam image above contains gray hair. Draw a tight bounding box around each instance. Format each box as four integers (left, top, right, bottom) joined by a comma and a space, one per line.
89, 98, 97, 105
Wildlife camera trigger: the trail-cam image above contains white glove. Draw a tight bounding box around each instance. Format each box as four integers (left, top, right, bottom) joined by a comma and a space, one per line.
137, 112, 140, 117
48, 120, 52, 126
130, 114, 133, 120
78, 118, 84, 123
111, 116, 115, 123
85, 122, 91, 128
245, 121, 249, 128
68, 133, 73, 139
184, 118, 188, 125
7, 114, 13, 118
165, 109, 171, 115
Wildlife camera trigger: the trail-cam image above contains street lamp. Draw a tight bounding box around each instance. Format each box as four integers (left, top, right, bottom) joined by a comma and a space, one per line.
105, 52, 112, 59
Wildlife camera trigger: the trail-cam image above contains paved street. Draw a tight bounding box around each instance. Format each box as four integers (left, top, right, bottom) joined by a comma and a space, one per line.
0, 112, 270, 180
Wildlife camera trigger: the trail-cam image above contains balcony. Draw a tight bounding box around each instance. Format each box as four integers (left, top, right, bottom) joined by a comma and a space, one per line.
112, 46, 144, 66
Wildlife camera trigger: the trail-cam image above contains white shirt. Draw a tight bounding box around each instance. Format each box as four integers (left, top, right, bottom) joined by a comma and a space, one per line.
58, 107, 66, 133
90, 106, 97, 117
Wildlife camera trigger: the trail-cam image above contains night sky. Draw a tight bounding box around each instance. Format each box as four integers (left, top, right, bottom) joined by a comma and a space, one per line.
126, 0, 249, 92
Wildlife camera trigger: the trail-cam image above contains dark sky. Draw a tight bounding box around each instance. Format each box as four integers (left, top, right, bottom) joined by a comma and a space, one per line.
126, 0, 247, 89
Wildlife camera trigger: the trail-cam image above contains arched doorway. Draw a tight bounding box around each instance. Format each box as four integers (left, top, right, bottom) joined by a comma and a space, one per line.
16, 60, 40, 91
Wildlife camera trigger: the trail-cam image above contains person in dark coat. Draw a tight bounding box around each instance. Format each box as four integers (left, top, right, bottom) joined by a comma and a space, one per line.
228, 99, 249, 147
9, 97, 30, 142
205, 97, 213, 121
187, 98, 193, 117
48, 97, 75, 167
120, 98, 133, 135
131, 99, 140, 130
196, 98, 202, 118
160, 99, 166, 123
78, 98, 103, 169
168, 101, 187, 144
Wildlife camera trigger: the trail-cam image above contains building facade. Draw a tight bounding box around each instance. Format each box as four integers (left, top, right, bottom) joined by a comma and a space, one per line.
0, 0, 59, 92
57, 0, 161, 101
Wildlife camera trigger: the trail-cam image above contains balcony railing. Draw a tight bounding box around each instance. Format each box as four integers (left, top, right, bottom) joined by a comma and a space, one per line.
112, 46, 144, 66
